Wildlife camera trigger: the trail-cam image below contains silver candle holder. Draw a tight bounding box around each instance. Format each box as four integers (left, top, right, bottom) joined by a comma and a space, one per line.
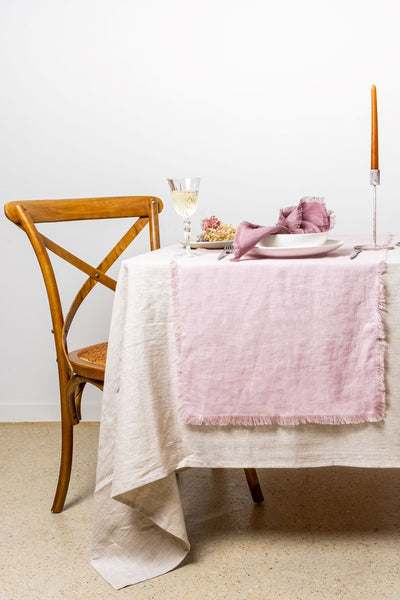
353, 169, 394, 252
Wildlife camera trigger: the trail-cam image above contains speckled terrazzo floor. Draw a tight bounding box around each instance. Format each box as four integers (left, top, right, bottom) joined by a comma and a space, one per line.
1, 423, 400, 599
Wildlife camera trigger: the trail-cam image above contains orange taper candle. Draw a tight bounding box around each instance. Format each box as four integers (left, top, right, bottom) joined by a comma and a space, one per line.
371, 84, 379, 170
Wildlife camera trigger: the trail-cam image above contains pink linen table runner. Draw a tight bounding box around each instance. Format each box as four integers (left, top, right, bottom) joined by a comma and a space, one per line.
171, 238, 386, 426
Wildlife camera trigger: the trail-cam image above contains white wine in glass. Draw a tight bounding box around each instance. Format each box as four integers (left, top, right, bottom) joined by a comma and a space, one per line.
167, 177, 200, 256
171, 190, 198, 218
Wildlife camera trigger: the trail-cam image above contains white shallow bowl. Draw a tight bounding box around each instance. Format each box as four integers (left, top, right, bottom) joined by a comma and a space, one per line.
259, 232, 328, 248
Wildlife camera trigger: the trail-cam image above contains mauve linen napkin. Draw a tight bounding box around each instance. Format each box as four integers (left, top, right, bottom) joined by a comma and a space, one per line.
233, 197, 335, 260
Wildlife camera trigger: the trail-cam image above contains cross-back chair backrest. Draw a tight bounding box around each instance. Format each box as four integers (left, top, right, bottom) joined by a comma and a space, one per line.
4, 196, 163, 387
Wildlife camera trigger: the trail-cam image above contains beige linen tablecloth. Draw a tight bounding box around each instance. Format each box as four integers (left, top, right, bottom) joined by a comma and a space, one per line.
91, 240, 400, 589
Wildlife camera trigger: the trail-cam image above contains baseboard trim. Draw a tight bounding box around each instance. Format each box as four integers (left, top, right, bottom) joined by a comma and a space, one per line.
0, 403, 101, 422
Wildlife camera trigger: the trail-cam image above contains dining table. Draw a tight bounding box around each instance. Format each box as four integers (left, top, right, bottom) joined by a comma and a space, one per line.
90, 234, 400, 590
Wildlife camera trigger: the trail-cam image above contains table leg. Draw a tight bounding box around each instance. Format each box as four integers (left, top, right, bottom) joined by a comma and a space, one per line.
244, 468, 264, 503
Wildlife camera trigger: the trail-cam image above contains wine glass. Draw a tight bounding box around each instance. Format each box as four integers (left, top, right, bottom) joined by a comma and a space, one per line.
167, 177, 200, 256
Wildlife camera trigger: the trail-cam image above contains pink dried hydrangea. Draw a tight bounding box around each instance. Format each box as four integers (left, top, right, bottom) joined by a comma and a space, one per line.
201, 215, 221, 231
197, 216, 237, 242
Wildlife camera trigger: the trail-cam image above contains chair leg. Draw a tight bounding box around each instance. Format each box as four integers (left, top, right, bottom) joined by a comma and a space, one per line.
51, 419, 74, 513
51, 376, 83, 513
244, 468, 264, 503
51, 376, 101, 512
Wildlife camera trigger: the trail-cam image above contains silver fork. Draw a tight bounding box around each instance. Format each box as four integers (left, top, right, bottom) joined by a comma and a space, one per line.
218, 242, 234, 260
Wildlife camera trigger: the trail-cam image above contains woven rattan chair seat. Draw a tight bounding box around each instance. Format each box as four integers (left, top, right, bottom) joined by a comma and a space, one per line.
77, 342, 108, 366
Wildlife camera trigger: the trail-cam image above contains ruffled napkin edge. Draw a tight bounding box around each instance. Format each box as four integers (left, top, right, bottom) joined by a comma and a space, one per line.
233, 197, 335, 260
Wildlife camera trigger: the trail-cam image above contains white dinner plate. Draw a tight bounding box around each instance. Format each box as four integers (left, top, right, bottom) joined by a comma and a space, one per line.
180, 239, 234, 249
249, 239, 344, 258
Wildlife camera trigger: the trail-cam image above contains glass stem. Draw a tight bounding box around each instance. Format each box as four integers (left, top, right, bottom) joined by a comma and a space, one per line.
184, 217, 191, 255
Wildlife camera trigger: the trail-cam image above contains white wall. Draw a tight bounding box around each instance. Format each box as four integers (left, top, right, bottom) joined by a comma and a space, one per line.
1, 0, 400, 421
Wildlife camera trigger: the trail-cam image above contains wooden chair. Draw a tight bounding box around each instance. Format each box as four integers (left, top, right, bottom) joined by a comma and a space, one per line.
4, 195, 263, 512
